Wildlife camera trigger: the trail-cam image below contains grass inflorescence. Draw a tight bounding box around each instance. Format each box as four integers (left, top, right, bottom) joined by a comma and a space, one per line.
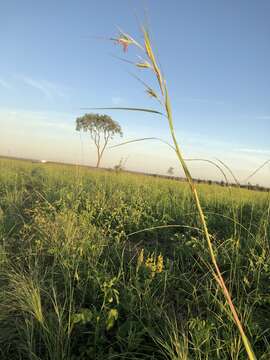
107, 25, 260, 359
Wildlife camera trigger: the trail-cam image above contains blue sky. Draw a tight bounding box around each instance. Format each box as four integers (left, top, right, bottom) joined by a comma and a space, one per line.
1, 0, 270, 185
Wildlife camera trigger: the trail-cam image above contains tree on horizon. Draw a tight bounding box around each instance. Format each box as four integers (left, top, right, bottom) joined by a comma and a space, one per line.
76, 113, 123, 168
167, 166, 174, 175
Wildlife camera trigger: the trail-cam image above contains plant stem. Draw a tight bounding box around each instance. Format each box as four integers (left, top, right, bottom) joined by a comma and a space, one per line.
164, 84, 257, 360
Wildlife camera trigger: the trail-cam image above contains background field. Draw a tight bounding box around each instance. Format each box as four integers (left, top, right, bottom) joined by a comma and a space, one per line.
0, 158, 269, 359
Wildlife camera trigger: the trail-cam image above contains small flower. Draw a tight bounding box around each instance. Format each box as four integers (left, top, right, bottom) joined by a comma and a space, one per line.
156, 254, 164, 273
145, 255, 153, 269
145, 254, 156, 278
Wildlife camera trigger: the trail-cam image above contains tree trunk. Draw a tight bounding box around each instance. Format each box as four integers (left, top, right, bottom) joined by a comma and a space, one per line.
96, 153, 101, 168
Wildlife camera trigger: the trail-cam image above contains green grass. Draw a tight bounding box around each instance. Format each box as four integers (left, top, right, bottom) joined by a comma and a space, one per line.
0, 158, 270, 359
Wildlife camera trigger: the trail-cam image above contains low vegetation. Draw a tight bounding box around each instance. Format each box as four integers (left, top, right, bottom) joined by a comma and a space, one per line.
0, 158, 270, 359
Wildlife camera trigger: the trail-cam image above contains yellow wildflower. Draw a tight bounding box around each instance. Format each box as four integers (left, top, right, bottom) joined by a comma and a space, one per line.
145, 254, 156, 278
156, 254, 164, 273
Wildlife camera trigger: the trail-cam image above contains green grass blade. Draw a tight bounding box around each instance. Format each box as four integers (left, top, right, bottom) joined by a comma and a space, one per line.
215, 158, 240, 185
81, 107, 165, 116
244, 159, 270, 183
110, 137, 175, 151
184, 158, 229, 184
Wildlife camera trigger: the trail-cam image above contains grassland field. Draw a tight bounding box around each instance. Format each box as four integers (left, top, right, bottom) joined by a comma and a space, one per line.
0, 157, 269, 359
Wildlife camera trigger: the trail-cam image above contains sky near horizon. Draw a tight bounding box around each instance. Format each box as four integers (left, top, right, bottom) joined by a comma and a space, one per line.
1, 0, 270, 186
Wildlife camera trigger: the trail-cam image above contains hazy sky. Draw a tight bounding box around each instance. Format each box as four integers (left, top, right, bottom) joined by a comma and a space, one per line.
1, 0, 270, 185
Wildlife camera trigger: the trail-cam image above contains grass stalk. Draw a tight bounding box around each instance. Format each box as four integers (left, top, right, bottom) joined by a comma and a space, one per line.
113, 26, 257, 359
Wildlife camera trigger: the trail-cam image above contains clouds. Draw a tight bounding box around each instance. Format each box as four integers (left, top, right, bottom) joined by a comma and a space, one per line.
0, 78, 11, 89
0, 106, 269, 186
37, 119, 73, 131
237, 148, 270, 156
0, 74, 69, 100
0, 108, 74, 132
15, 75, 68, 100
17, 75, 52, 99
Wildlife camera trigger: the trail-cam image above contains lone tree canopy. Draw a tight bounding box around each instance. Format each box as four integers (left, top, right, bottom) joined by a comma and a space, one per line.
76, 113, 123, 168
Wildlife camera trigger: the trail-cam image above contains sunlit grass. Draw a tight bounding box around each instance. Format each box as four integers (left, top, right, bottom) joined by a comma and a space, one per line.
0, 158, 269, 359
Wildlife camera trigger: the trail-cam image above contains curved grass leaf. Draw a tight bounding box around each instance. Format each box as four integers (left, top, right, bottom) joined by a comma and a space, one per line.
184, 158, 229, 184
215, 158, 240, 185
110, 137, 175, 151
81, 107, 165, 116
244, 159, 270, 183
128, 224, 203, 237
